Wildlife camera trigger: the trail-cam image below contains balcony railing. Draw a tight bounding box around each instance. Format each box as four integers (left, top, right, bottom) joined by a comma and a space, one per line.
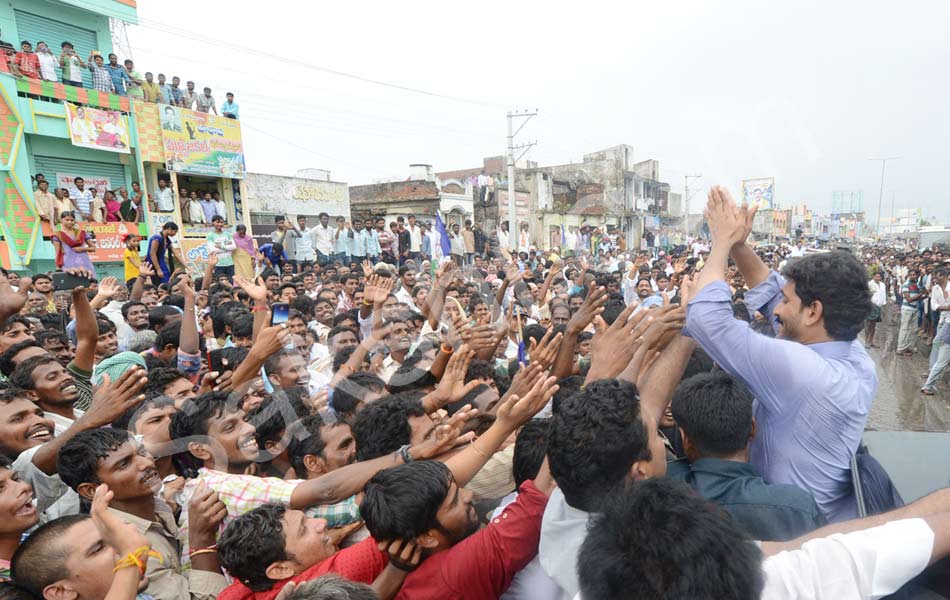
15, 77, 131, 112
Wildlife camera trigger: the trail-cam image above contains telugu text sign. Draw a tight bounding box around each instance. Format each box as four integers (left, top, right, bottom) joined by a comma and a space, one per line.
65, 103, 131, 154
243, 173, 349, 216
160, 107, 246, 179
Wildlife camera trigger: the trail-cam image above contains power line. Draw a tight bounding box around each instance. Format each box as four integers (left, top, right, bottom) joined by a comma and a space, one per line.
124, 15, 503, 108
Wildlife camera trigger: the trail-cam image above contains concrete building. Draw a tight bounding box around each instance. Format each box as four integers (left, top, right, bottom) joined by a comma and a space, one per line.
245, 169, 349, 247
349, 164, 473, 229
882, 208, 920, 236
0, 0, 250, 277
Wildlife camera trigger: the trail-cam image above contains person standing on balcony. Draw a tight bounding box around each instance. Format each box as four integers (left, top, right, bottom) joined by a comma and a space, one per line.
33, 179, 56, 225
14, 41, 40, 79
196, 87, 217, 114
181, 81, 197, 110
105, 53, 131, 96
221, 92, 239, 119
123, 59, 143, 100
69, 177, 94, 222
152, 178, 175, 213
142, 72, 160, 102
35, 42, 58, 82
157, 73, 173, 104
168, 76, 184, 106
88, 52, 115, 93
59, 42, 85, 87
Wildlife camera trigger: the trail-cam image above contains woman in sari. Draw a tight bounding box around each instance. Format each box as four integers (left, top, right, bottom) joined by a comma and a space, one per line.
103, 190, 122, 222
51, 211, 96, 277
232, 223, 256, 279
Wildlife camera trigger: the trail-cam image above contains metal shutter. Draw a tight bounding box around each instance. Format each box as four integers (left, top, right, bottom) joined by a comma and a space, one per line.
33, 155, 127, 191
14, 10, 98, 89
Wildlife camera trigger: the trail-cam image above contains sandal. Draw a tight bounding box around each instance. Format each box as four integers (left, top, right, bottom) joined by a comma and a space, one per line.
921, 388, 936, 396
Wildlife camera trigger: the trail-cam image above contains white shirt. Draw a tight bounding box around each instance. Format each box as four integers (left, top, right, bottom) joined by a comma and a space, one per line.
296, 227, 316, 261
930, 282, 950, 323
154, 187, 175, 212
760, 518, 933, 600
409, 225, 422, 252
493, 492, 563, 600
498, 228, 510, 250
869, 280, 887, 308
313, 224, 335, 255
38, 52, 59, 81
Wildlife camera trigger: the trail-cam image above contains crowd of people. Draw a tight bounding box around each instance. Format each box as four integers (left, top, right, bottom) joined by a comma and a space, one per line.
1, 31, 239, 117
0, 185, 947, 600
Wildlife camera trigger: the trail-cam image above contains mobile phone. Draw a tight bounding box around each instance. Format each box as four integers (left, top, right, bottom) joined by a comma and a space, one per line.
52, 272, 92, 290
271, 302, 290, 326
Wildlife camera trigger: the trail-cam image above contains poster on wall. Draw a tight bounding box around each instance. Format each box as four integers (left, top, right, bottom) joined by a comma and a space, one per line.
160, 106, 246, 179
84, 222, 147, 263
56, 173, 112, 196
741, 177, 775, 209
64, 103, 131, 154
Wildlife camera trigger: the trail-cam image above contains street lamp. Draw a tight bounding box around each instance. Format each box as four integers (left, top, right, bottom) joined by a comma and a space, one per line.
868, 156, 900, 236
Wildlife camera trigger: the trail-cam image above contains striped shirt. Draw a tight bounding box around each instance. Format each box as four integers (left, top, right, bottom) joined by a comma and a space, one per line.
89, 63, 114, 93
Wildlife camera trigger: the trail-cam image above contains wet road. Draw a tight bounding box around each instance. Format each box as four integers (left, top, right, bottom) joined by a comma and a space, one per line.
865, 307, 950, 432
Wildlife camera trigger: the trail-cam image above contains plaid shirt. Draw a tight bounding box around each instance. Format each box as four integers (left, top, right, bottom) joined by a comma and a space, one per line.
177, 469, 361, 570
89, 63, 114, 93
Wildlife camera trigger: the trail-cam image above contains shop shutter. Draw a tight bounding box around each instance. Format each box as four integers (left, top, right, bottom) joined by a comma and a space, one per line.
33, 155, 127, 191
14, 10, 98, 89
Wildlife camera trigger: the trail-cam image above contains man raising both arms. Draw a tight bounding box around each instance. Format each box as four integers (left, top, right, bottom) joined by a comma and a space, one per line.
685, 186, 875, 522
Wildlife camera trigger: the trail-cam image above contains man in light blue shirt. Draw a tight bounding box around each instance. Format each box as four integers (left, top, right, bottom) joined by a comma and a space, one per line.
348, 218, 368, 264
685, 186, 876, 522
221, 92, 239, 119
364, 220, 381, 263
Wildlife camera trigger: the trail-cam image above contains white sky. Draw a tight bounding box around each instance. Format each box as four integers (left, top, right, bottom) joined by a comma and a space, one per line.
126, 0, 950, 223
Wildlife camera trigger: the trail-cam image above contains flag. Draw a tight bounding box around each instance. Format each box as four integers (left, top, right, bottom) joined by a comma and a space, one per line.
560, 224, 566, 248
435, 213, 452, 257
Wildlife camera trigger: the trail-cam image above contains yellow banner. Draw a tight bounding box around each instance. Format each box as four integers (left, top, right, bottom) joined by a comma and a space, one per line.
65, 103, 131, 154
160, 106, 246, 179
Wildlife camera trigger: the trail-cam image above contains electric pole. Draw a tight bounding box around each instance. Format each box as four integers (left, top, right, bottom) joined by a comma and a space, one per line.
868, 156, 900, 235
507, 110, 538, 252
889, 191, 896, 238
683, 174, 702, 234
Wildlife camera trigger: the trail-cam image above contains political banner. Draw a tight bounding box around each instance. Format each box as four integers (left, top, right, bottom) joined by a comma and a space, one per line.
56, 173, 112, 197
83, 222, 147, 263
160, 106, 246, 179
64, 103, 131, 154
741, 177, 775, 209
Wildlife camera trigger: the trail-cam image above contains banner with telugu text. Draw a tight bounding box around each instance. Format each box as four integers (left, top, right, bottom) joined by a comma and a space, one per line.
64, 103, 131, 154
160, 106, 246, 179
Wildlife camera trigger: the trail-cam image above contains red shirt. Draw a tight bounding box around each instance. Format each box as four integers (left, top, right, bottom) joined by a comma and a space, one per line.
14, 52, 40, 78
218, 537, 387, 600
217, 480, 548, 600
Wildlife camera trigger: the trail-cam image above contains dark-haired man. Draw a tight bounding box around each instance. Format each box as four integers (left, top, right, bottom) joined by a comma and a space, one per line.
286, 414, 356, 479
57, 428, 228, 600
579, 478, 950, 600
687, 187, 876, 521
668, 371, 825, 541
168, 390, 465, 566
539, 379, 667, 599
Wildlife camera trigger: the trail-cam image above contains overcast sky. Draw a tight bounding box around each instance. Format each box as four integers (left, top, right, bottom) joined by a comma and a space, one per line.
126, 0, 949, 223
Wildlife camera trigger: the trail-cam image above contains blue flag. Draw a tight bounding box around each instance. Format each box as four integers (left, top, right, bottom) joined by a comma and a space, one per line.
435, 213, 452, 257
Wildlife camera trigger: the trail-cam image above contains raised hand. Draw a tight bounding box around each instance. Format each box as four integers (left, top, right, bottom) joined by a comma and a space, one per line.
95, 276, 122, 300
495, 374, 559, 432
233, 275, 268, 304
412, 407, 478, 459
187, 481, 228, 547
436, 260, 458, 287
503, 261, 522, 284
0, 271, 31, 323
566, 284, 608, 334
361, 259, 374, 278
705, 186, 751, 248
363, 274, 395, 305
90, 484, 151, 556
138, 261, 156, 279
584, 301, 652, 382
527, 329, 562, 370
427, 345, 481, 410
82, 367, 148, 428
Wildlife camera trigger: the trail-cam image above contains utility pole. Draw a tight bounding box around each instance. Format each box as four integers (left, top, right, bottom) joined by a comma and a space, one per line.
507, 110, 538, 252
683, 174, 702, 234
868, 156, 900, 235
889, 191, 896, 238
